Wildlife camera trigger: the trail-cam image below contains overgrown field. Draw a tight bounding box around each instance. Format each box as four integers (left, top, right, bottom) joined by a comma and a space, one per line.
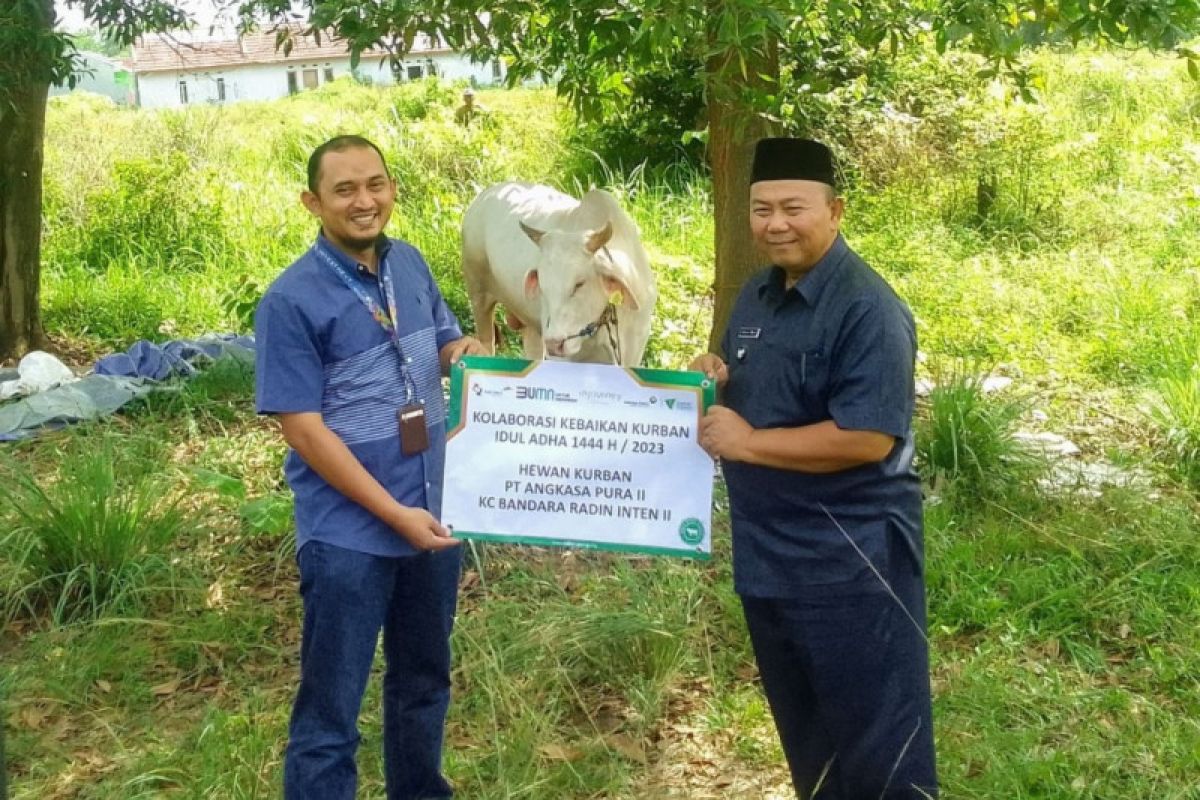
2, 48, 1200, 798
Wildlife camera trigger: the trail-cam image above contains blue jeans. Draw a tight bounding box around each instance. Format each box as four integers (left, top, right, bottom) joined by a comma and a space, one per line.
284, 540, 462, 800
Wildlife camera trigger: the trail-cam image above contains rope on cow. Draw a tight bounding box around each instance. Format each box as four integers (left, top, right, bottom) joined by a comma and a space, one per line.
559, 246, 624, 364
562, 302, 621, 364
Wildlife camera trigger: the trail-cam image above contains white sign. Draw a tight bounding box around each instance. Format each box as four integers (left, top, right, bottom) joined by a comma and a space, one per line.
443, 357, 715, 558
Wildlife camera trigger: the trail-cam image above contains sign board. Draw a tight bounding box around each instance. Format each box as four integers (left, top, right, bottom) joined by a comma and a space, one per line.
443, 357, 716, 558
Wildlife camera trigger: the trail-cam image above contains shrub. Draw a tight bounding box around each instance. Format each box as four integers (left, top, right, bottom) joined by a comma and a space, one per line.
54, 151, 230, 273
567, 61, 707, 178
0, 446, 191, 625
1149, 366, 1200, 491
41, 261, 170, 343
915, 365, 1042, 503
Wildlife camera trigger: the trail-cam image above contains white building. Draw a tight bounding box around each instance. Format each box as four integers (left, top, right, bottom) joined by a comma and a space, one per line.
130, 27, 505, 109
50, 51, 134, 105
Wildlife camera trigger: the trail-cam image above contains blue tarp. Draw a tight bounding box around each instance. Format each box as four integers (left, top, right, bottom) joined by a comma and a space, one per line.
0, 335, 255, 442
94, 335, 255, 380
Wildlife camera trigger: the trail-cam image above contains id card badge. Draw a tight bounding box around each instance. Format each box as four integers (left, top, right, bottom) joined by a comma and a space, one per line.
398, 403, 429, 456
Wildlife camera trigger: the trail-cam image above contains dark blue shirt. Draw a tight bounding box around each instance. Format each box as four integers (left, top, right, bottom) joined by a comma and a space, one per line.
719, 235, 923, 598
254, 234, 463, 557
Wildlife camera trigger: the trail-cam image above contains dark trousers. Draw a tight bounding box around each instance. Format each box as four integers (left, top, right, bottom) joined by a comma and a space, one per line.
284, 540, 463, 800
741, 546, 937, 799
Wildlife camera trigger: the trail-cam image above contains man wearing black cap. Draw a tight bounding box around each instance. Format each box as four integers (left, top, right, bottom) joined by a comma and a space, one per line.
690, 138, 937, 798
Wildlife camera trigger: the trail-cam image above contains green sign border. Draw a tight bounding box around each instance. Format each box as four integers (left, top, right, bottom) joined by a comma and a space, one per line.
445, 355, 716, 560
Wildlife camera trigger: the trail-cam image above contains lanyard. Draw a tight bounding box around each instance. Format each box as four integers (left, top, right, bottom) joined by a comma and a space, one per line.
312, 240, 416, 403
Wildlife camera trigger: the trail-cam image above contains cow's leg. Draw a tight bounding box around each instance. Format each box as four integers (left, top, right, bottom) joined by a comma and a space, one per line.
520, 326, 545, 360
463, 268, 497, 355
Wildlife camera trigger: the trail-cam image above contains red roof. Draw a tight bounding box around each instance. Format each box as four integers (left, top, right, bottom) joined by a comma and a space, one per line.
131, 27, 445, 74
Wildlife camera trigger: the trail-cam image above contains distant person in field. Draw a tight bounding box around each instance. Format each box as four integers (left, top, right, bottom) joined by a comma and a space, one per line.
254, 134, 484, 800
453, 87, 489, 126
689, 138, 937, 798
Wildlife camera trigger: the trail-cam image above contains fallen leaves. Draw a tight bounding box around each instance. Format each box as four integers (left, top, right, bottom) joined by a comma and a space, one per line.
603, 732, 647, 764
538, 742, 585, 762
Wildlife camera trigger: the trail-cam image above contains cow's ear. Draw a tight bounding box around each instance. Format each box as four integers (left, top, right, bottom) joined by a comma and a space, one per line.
603, 276, 639, 311
524, 269, 540, 299
585, 221, 613, 253
519, 221, 545, 245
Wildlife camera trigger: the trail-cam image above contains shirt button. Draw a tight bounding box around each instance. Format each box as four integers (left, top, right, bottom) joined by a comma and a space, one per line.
405, 357, 412, 364
425, 481, 431, 488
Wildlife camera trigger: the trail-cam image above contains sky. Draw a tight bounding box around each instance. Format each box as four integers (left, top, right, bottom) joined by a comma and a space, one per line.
55, 1, 233, 34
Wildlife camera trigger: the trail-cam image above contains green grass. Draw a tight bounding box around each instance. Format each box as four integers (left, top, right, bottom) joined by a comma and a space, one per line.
916, 363, 1043, 504
3, 46, 1200, 799
0, 442, 194, 626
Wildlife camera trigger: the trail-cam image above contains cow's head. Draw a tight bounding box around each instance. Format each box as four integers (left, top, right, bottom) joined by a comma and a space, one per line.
519, 219, 640, 358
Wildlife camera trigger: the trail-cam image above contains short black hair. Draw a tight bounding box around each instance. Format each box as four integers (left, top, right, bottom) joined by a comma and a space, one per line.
306, 135, 390, 192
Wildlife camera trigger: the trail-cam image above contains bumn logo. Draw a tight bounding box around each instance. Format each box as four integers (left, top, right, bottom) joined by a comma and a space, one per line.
516, 386, 555, 400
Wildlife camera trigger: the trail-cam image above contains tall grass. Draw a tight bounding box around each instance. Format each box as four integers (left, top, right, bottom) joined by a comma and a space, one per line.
1150, 369, 1200, 490
916, 365, 1042, 504
0, 445, 191, 625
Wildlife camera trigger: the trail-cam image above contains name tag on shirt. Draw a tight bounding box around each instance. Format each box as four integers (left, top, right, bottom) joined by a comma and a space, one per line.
737, 327, 761, 339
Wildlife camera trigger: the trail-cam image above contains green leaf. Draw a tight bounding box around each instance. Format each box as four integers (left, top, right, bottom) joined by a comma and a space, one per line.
240, 494, 294, 536
189, 468, 247, 501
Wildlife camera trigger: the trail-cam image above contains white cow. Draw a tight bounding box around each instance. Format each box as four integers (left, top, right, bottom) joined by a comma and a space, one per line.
461, 182, 656, 366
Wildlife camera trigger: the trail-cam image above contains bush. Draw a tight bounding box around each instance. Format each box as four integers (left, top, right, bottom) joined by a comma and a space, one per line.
567, 61, 707, 178
1149, 364, 1200, 491
916, 365, 1042, 503
53, 151, 230, 273
0, 446, 191, 625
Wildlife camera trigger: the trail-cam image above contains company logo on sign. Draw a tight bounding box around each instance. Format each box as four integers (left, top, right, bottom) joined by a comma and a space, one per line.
678, 518, 706, 546
516, 386, 555, 401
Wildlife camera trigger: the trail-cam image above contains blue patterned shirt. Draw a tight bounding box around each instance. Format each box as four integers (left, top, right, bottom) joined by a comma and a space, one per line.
254, 234, 463, 557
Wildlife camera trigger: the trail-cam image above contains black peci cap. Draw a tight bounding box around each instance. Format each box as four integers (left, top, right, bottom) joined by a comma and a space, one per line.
751, 137, 836, 187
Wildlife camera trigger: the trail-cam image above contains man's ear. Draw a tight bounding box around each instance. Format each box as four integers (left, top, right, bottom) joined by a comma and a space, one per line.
301, 190, 322, 218
830, 196, 846, 226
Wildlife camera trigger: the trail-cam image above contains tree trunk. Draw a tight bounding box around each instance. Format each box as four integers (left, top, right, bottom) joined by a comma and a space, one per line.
0, 84, 50, 363
0, 17, 51, 363
0, 693, 6, 800
705, 25, 778, 353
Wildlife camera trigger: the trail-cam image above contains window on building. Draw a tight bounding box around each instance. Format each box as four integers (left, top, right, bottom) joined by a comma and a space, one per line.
324, 66, 334, 83
491, 60, 502, 80
303, 68, 319, 89
425, 58, 436, 77
287, 69, 298, 94
216, 77, 226, 102
407, 64, 423, 80
178, 80, 189, 104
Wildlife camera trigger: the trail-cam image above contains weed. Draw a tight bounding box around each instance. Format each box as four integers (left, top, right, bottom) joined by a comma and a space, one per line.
1149, 367, 1200, 490
0, 446, 191, 625
916, 365, 1043, 504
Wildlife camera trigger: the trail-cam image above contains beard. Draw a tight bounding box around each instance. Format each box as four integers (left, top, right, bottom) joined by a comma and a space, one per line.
342, 234, 379, 250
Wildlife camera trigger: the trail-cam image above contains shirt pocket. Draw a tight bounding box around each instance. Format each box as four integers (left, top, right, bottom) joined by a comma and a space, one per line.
395, 291, 432, 338
778, 343, 830, 423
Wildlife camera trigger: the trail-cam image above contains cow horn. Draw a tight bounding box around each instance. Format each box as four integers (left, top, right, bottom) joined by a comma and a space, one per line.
519, 221, 545, 245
